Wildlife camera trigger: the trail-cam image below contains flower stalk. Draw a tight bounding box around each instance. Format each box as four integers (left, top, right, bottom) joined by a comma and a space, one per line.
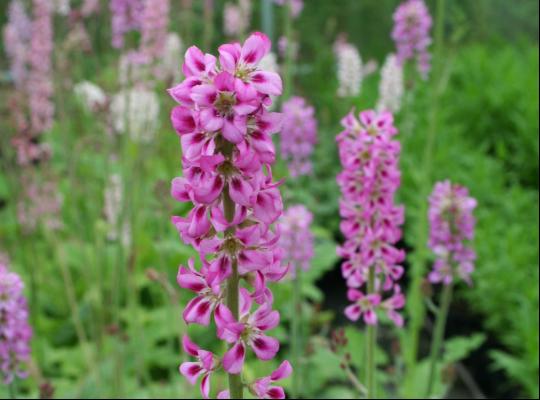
366, 267, 376, 399
426, 281, 453, 397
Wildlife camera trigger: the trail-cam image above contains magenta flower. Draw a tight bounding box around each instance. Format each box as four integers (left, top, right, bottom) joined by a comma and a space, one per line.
280, 97, 317, 178
216, 292, 280, 373
279, 205, 314, 276
336, 109, 406, 327
344, 289, 381, 325
180, 335, 219, 399
218, 360, 292, 399
428, 180, 477, 286
170, 32, 291, 398
0, 261, 32, 384
391, 0, 432, 79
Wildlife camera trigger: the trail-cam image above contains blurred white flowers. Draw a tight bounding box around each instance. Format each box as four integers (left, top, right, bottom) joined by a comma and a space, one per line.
377, 54, 404, 113
110, 87, 160, 143
335, 40, 363, 98
74, 81, 108, 112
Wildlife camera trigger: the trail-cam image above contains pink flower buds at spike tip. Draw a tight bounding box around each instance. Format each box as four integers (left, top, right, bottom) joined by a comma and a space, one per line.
280, 97, 318, 178
392, 0, 433, 79
337, 109, 406, 327
0, 262, 32, 384
169, 32, 291, 399
428, 181, 477, 286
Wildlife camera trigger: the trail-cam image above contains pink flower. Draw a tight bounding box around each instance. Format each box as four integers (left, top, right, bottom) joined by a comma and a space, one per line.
344, 289, 381, 325
280, 97, 318, 177
391, 0, 432, 79
139, 0, 170, 78
216, 291, 280, 373
110, 0, 144, 49
170, 32, 291, 396
428, 180, 477, 285
279, 205, 314, 276
336, 109, 406, 327
178, 259, 224, 325
29, 0, 54, 136
3, 0, 31, 90
180, 335, 218, 399
0, 261, 32, 384
218, 360, 292, 399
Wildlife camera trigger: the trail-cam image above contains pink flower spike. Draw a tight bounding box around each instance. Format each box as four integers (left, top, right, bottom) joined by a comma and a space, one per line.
171, 32, 289, 392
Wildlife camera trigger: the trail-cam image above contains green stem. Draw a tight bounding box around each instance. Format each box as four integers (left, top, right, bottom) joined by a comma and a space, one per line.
366, 267, 377, 399
403, 0, 446, 395
261, 0, 274, 43
8, 379, 17, 399
426, 283, 453, 397
282, 0, 294, 101
203, 0, 214, 51
291, 266, 302, 398
226, 260, 243, 399
223, 143, 244, 399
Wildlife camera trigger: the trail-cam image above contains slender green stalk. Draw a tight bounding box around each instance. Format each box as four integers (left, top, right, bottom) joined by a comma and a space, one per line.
203, 0, 214, 51
403, 0, 446, 395
223, 143, 244, 399
261, 0, 275, 43
366, 267, 377, 399
291, 266, 302, 398
426, 282, 453, 397
282, 0, 294, 101
226, 260, 243, 399
8, 379, 17, 399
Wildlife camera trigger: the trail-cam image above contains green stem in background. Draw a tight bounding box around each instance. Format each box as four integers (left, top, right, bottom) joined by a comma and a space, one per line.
8, 379, 17, 399
282, 0, 294, 101
223, 143, 244, 399
291, 266, 302, 398
261, 0, 275, 44
403, 0, 446, 395
366, 267, 377, 399
203, 0, 214, 51
426, 282, 453, 397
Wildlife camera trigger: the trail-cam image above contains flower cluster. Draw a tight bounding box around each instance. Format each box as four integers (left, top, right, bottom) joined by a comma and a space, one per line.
428, 181, 477, 286
28, 0, 54, 136
169, 32, 291, 398
337, 110, 406, 327
110, 86, 160, 142
334, 39, 363, 98
110, 0, 144, 49
74, 81, 108, 112
17, 174, 63, 233
3, 0, 31, 90
392, 0, 432, 79
377, 53, 404, 113
279, 205, 314, 277
140, 0, 170, 78
223, 0, 252, 38
280, 96, 317, 177
0, 262, 32, 385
